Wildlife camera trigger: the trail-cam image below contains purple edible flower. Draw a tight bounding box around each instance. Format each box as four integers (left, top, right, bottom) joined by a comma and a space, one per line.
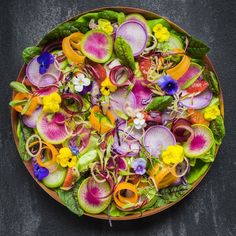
69, 145, 79, 156
131, 158, 147, 175
157, 75, 178, 95
37, 52, 54, 75
33, 163, 49, 181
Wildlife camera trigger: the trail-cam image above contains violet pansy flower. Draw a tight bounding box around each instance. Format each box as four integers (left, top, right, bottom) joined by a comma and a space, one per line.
157, 75, 178, 95
131, 158, 147, 175
33, 163, 49, 181
37, 52, 54, 75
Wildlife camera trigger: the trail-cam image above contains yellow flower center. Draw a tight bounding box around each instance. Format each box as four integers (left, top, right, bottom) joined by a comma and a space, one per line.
56, 147, 77, 168
100, 77, 117, 96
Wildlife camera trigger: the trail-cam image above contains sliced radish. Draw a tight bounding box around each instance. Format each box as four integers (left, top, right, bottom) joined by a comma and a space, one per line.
183, 124, 214, 158
26, 56, 61, 88
144, 126, 176, 157
36, 112, 69, 144
22, 106, 42, 128
116, 20, 148, 56
81, 30, 113, 63
180, 89, 212, 109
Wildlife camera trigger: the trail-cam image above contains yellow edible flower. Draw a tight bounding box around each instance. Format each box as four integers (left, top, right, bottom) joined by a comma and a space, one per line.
100, 77, 117, 96
153, 23, 170, 42
43, 92, 61, 113
204, 105, 220, 121
56, 147, 77, 168
98, 19, 113, 35
162, 145, 184, 165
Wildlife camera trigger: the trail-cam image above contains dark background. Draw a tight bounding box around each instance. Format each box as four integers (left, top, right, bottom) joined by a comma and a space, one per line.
1, 0, 236, 235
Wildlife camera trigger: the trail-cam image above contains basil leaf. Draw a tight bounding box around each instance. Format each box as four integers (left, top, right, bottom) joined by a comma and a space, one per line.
209, 115, 225, 144
56, 177, 84, 217
145, 96, 173, 112
181, 67, 204, 89
114, 36, 135, 71
10, 81, 31, 94
187, 160, 210, 184
18, 121, 33, 161
22, 46, 42, 64
21, 97, 32, 115
186, 36, 210, 58
9, 99, 27, 107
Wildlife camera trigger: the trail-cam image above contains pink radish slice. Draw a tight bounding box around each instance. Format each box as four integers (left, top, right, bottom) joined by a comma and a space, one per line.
110, 88, 136, 115
36, 112, 69, 144
117, 121, 143, 140
116, 20, 148, 56
26, 56, 61, 88
144, 125, 176, 157
22, 106, 43, 128
178, 64, 203, 87
132, 80, 152, 108
180, 89, 212, 109
33, 86, 58, 96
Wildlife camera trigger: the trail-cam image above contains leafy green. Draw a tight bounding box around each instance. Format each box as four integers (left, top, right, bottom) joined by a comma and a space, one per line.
22, 46, 42, 64
209, 115, 225, 144
39, 21, 89, 47
153, 184, 192, 208
197, 142, 216, 163
186, 36, 210, 58
145, 96, 173, 112
204, 71, 220, 96
147, 18, 171, 31
114, 36, 136, 71
9, 99, 27, 107
20, 97, 32, 115
77, 150, 98, 172
56, 177, 84, 217
187, 160, 210, 184
117, 12, 126, 25
18, 121, 33, 161
98, 10, 121, 22
181, 67, 204, 89
10, 81, 31, 94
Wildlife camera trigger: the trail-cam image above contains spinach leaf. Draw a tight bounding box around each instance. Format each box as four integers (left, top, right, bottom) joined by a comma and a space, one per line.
39, 21, 89, 47
114, 36, 135, 71
187, 160, 210, 184
145, 96, 173, 112
56, 177, 84, 217
186, 36, 210, 58
209, 115, 225, 144
22, 46, 42, 64
18, 121, 33, 161
153, 184, 192, 208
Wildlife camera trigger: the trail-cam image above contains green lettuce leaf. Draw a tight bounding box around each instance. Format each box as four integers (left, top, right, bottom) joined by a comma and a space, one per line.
209, 115, 225, 144
22, 46, 42, 64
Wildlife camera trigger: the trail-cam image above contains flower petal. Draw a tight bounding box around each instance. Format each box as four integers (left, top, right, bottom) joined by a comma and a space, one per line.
83, 77, 91, 86
75, 85, 83, 92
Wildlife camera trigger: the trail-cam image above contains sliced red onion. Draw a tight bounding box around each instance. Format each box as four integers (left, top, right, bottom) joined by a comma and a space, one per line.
22, 106, 43, 128
26, 56, 61, 88
180, 89, 213, 109
85, 60, 106, 84
61, 93, 83, 115
91, 81, 101, 105
145, 111, 162, 126
109, 65, 134, 87
33, 86, 58, 96
171, 118, 193, 142
144, 125, 176, 157
106, 59, 121, 70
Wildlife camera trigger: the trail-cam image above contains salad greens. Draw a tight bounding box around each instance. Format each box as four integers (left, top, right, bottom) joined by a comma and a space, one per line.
10, 9, 224, 220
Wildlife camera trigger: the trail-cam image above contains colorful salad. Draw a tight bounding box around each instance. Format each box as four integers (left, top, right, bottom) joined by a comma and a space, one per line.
10, 9, 225, 219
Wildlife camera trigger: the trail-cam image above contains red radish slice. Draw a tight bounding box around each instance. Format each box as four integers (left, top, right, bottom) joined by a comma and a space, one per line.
110, 88, 136, 115
26, 56, 61, 88
22, 106, 43, 128
81, 30, 113, 63
180, 89, 212, 109
178, 63, 203, 87
36, 112, 69, 144
116, 20, 148, 56
186, 80, 209, 94
144, 126, 176, 157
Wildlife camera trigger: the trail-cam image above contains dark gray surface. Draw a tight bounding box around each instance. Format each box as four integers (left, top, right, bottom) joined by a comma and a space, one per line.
0, 0, 236, 235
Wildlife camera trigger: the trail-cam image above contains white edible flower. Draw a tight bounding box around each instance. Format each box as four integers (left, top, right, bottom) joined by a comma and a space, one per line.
72, 73, 91, 92
133, 112, 146, 130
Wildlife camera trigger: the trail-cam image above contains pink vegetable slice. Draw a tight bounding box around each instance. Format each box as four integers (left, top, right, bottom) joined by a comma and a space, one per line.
26, 56, 61, 88
144, 125, 176, 157
36, 112, 69, 144
22, 106, 43, 128
81, 30, 113, 63
116, 20, 148, 56
180, 89, 212, 109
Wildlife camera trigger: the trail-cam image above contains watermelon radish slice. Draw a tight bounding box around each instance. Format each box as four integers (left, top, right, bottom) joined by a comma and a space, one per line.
183, 124, 214, 158
144, 126, 176, 157
36, 112, 69, 144
80, 30, 113, 63
116, 20, 148, 56
78, 177, 112, 214
42, 167, 67, 188
22, 106, 42, 128
180, 89, 212, 109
